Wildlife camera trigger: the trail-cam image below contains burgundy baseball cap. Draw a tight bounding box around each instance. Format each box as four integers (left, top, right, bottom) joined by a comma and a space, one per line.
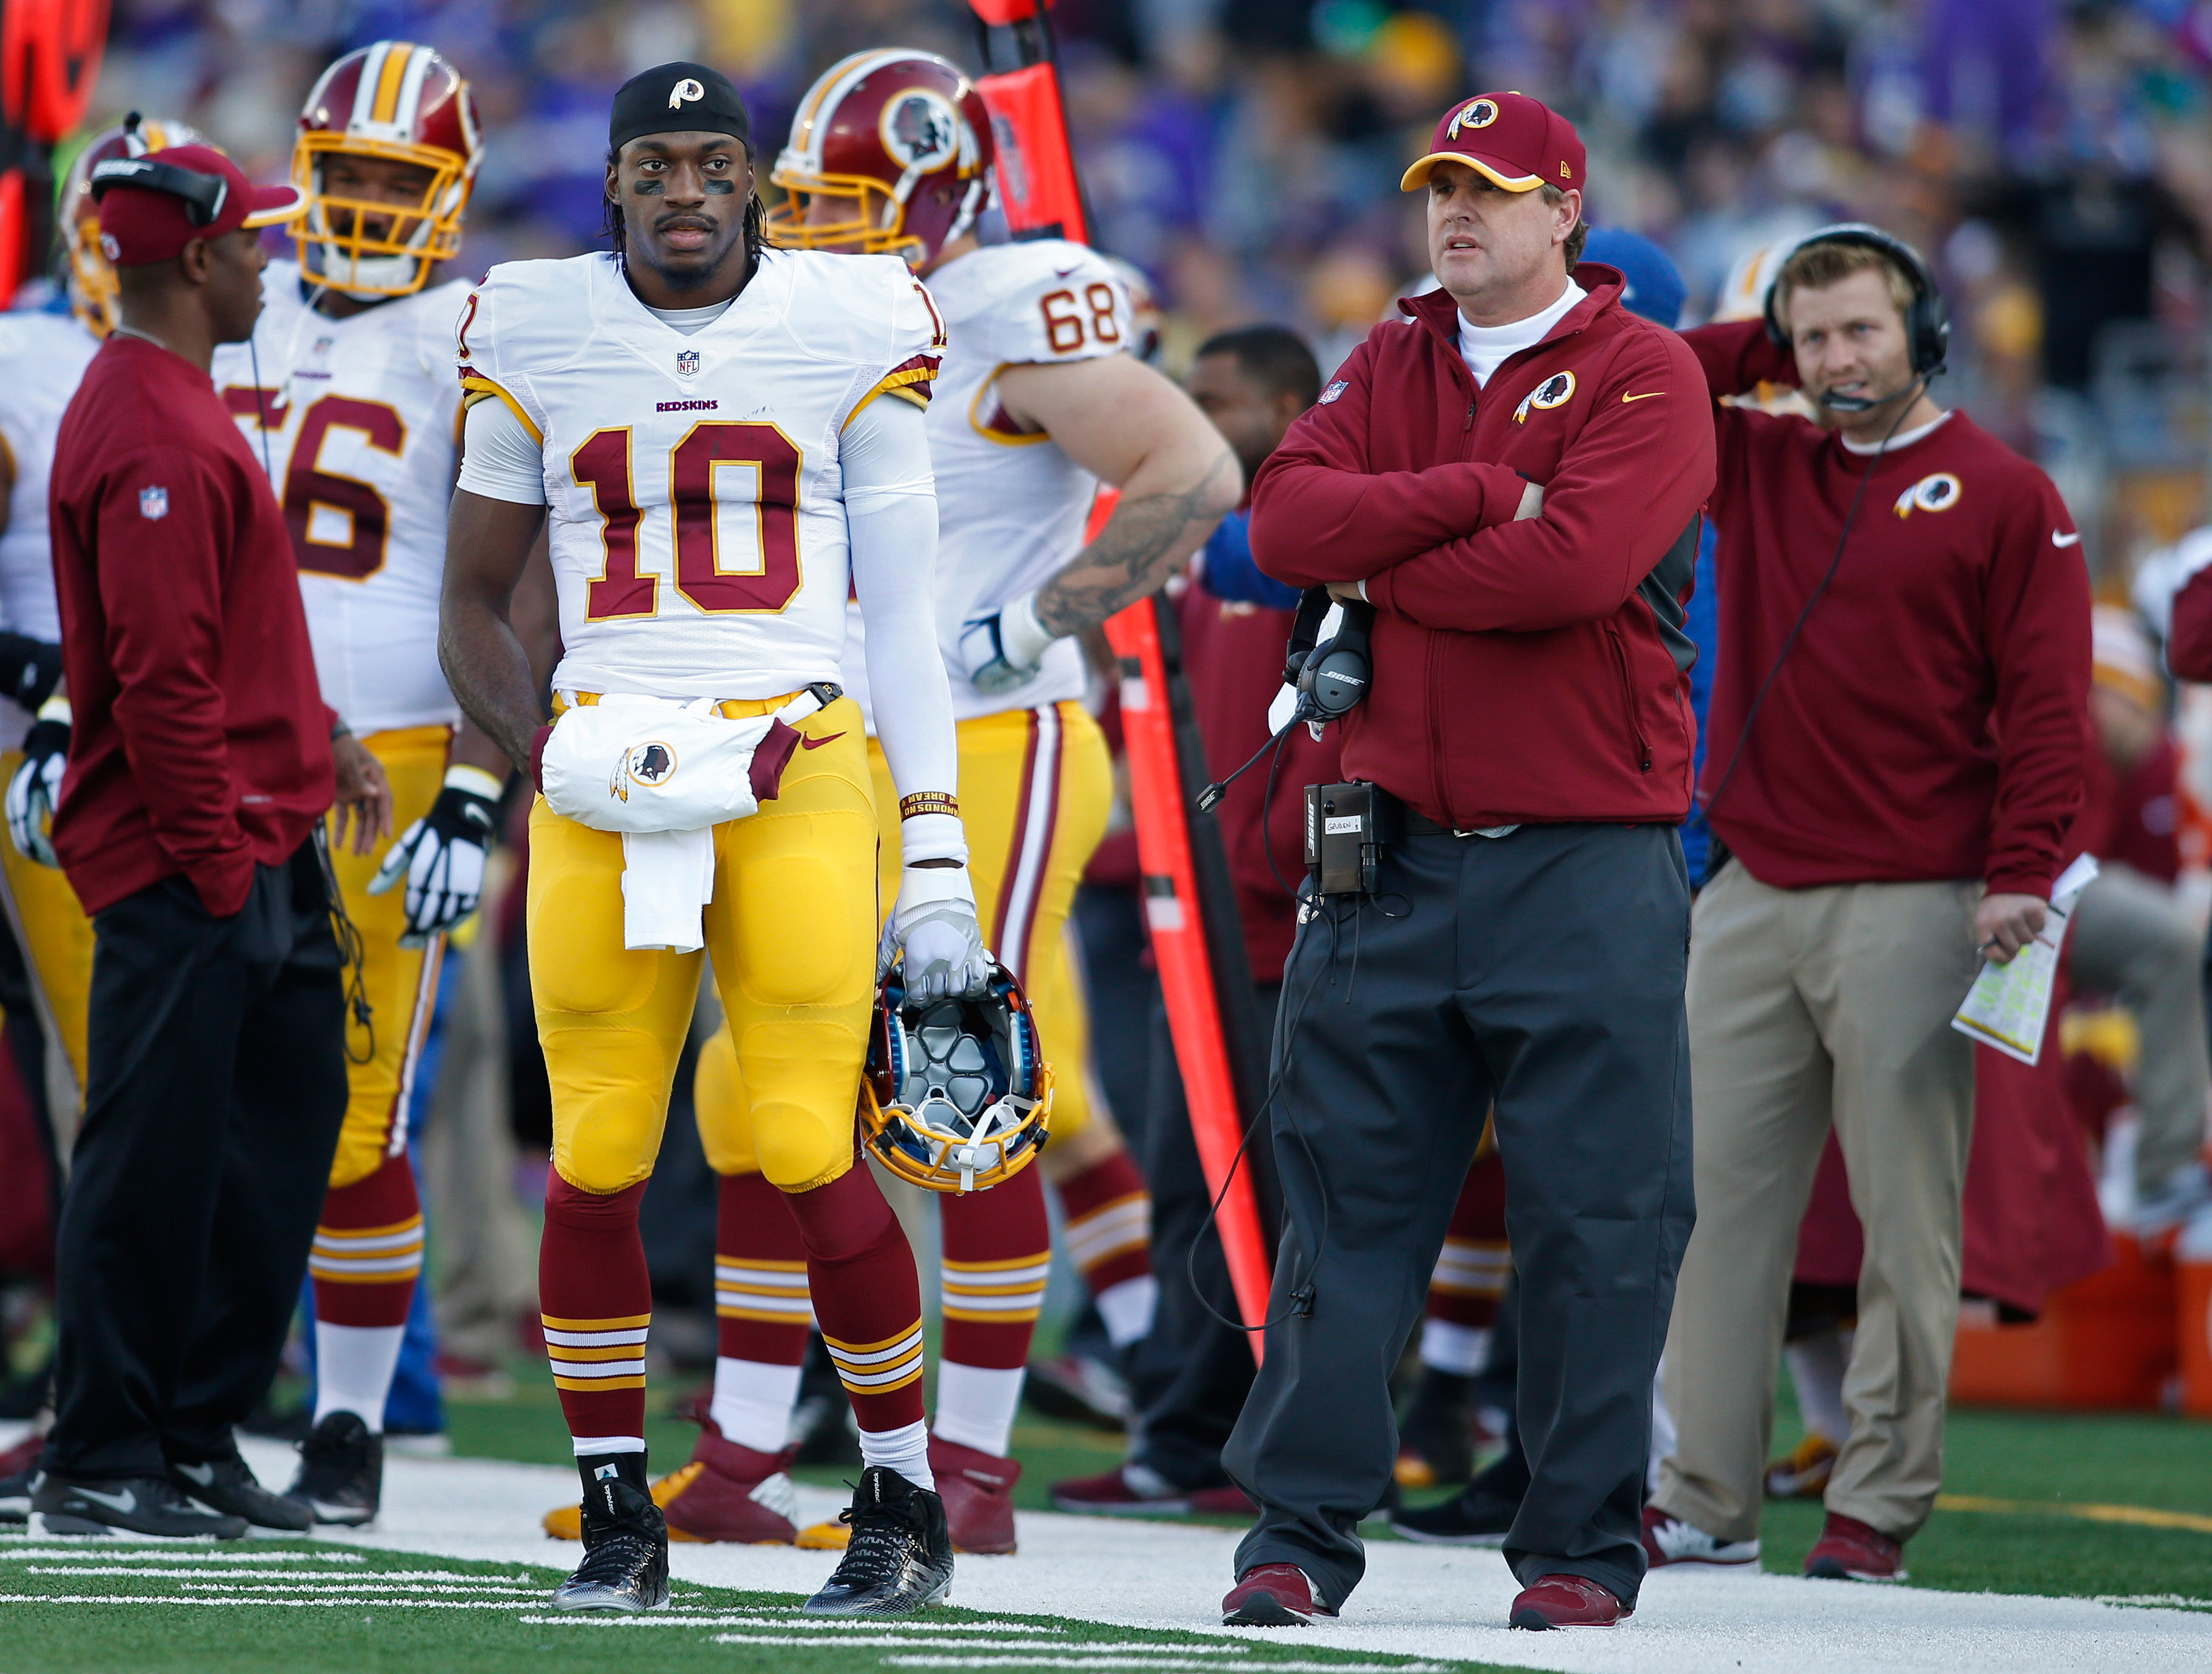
1401, 92, 1585, 195
90, 144, 300, 267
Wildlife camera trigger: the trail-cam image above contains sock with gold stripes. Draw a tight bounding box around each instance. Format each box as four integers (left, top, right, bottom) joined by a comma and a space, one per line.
781, 1163, 931, 1490
934, 1164, 1049, 1457
710, 1171, 809, 1453
1424, 1154, 1509, 1374
1054, 1150, 1157, 1348
540, 1174, 652, 1450
310, 1151, 423, 1431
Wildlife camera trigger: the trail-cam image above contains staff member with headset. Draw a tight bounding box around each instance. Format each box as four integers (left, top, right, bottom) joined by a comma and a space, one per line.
30, 144, 389, 1538
1218, 93, 1712, 1633
1644, 229, 2090, 1583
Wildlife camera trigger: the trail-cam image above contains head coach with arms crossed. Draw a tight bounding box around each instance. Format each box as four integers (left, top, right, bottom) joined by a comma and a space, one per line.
1216, 93, 1714, 1633
1644, 229, 2089, 1584
31, 144, 390, 1539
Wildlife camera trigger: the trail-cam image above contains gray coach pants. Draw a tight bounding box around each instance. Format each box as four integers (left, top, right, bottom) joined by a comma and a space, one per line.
1224, 822, 1693, 1609
1654, 862, 1978, 1545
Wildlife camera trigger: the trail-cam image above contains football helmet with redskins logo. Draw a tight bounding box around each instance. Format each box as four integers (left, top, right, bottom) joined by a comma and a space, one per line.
861, 962, 1052, 1194
768, 49, 992, 270
292, 40, 480, 298
59, 112, 207, 335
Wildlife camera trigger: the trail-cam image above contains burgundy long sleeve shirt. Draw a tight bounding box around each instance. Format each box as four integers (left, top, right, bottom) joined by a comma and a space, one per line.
49, 334, 334, 916
1687, 321, 2091, 898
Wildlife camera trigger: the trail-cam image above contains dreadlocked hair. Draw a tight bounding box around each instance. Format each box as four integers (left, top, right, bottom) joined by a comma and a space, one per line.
603, 145, 772, 275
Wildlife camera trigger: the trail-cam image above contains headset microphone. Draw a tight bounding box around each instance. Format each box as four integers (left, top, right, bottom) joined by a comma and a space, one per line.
1816, 378, 1919, 415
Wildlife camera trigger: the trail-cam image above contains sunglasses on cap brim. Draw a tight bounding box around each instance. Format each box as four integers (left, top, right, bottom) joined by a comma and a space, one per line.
90, 156, 230, 227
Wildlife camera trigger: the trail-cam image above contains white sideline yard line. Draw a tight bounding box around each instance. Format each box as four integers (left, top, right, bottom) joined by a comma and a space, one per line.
14, 1435, 2207, 1674
874, 1663, 1449, 1673
0, 1545, 366, 1562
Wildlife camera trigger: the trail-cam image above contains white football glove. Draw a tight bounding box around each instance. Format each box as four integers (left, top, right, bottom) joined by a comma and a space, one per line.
957, 589, 1057, 696
878, 862, 994, 1003
369, 764, 503, 947
5, 698, 70, 869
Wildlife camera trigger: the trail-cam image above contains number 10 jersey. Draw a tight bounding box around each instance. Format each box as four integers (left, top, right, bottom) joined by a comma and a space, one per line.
458, 248, 943, 701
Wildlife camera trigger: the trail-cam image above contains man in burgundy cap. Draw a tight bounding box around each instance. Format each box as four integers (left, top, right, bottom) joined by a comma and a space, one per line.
1216, 94, 1711, 1631
31, 143, 390, 1538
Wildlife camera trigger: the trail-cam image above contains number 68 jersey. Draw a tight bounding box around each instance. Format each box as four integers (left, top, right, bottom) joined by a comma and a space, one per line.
457, 248, 943, 700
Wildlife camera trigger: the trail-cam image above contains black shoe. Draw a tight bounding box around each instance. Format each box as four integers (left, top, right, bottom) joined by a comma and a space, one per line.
802, 1467, 954, 1617
173, 1448, 313, 1532
1395, 1370, 1475, 1488
31, 1471, 249, 1538
286, 1411, 382, 1527
553, 1477, 671, 1613
1390, 1478, 1518, 1545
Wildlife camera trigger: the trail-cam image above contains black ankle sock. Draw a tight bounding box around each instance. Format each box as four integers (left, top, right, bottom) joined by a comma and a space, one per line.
578, 1450, 649, 1505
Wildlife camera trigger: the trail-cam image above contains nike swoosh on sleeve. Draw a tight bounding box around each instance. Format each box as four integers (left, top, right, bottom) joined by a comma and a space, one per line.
1621, 391, 1664, 403
2053, 530, 2082, 547
799, 731, 848, 750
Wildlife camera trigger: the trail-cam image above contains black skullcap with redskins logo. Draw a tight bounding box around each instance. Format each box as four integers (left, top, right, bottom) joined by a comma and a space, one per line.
610, 61, 751, 153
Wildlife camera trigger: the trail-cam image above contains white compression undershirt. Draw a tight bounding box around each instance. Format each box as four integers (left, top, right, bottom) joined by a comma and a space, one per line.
1458, 280, 1586, 389
454, 391, 963, 859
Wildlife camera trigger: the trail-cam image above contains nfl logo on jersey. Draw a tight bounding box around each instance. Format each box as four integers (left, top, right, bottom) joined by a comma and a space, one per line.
139, 486, 169, 520
676, 349, 700, 378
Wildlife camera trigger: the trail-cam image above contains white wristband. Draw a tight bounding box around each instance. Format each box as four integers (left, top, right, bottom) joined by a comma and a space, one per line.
900, 810, 970, 867
997, 590, 1057, 668
444, 763, 506, 800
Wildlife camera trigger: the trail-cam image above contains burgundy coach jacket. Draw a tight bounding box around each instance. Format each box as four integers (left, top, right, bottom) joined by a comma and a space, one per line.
1248, 266, 1714, 830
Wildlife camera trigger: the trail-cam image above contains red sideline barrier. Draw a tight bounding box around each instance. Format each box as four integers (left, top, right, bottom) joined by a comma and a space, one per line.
974, 64, 1088, 244
1105, 591, 1275, 1349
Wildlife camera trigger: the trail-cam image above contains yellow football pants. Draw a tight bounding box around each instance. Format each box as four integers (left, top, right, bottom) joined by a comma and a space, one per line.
696, 700, 1112, 1175
532, 693, 878, 1197
0, 750, 95, 1106
324, 725, 451, 1190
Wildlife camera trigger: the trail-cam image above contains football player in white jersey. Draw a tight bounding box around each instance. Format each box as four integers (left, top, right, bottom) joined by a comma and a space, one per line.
209, 42, 508, 1528
666, 49, 1238, 1559
441, 62, 987, 1618
0, 116, 205, 1141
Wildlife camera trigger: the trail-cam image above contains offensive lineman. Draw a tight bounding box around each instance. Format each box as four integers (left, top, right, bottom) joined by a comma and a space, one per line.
440, 63, 987, 1616
209, 42, 504, 1527
653, 50, 1239, 1557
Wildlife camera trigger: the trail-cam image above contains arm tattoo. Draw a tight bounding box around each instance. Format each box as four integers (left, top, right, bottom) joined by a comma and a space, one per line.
1033, 448, 1238, 637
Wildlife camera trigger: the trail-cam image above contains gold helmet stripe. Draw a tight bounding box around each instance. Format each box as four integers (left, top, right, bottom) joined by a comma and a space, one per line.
371, 40, 416, 124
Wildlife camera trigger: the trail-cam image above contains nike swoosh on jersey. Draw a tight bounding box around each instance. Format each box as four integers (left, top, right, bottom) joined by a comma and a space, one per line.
2053, 529, 2082, 547
1054, 266, 1079, 278
174, 1462, 213, 1484
1621, 391, 1664, 403
72, 1484, 138, 1514
800, 732, 848, 750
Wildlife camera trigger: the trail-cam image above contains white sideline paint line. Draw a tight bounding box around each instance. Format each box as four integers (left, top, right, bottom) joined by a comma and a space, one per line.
2093, 1595, 2212, 1610
0, 1547, 366, 1563
178, 1582, 543, 1595
25, 1566, 532, 1582
696, 1638, 1242, 1652
224, 1440, 2212, 1674
0, 1594, 539, 1608
876, 1662, 1447, 1673
515, 1614, 1070, 1632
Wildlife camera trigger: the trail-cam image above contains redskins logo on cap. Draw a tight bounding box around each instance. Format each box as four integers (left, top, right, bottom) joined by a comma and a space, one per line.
1894, 473, 1962, 517
1513, 371, 1577, 424
669, 77, 705, 109
1447, 98, 1500, 139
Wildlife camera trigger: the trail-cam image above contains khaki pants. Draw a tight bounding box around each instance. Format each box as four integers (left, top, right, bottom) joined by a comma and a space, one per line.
1655, 862, 1977, 1544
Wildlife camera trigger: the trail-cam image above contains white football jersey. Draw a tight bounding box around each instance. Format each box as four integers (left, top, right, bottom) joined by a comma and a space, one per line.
842, 239, 1130, 725
0, 309, 99, 748
212, 260, 467, 734
458, 248, 943, 701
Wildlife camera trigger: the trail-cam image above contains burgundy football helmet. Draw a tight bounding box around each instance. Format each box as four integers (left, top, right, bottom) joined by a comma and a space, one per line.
59, 113, 207, 334
768, 49, 992, 271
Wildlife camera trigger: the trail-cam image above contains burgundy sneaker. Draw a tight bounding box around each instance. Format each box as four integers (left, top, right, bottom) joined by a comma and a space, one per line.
1509, 1573, 1631, 1630
540, 1418, 797, 1544
1052, 1463, 1249, 1517
1222, 1564, 1335, 1626
1640, 1502, 1759, 1568
1805, 1512, 1907, 1581
1188, 1482, 1257, 1516
929, 1434, 1021, 1554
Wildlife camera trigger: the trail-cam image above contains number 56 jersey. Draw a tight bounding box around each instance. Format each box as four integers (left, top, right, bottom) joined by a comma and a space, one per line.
457, 248, 943, 700
213, 261, 471, 734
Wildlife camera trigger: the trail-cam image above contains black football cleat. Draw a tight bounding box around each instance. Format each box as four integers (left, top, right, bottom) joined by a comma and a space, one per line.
285, 1410, 383, 1527
0, 1431, 42, 1525
554, 1476, 672, 1613
172, 1448, 313, 1532
31, 1471, 248, 1538
801, 1467, 954, 1617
